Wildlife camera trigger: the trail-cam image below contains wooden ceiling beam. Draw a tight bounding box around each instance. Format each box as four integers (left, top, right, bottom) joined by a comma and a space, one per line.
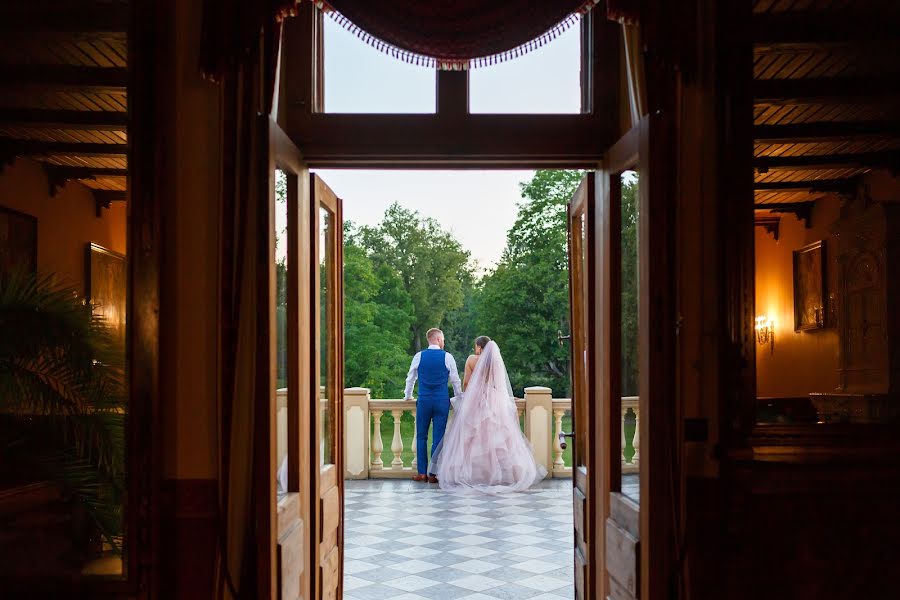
0, 3, 128, 33
0, 65, 127, 94
754, 179, 854, 193
43, 164, 127, 196
754, 77, 900, 106
0, 109, 127, 131
0, 139, 127, 158
754, 202, 814, 228
752, 11, 900, 46
754, 121, 900, 144
754, 150, 900, 172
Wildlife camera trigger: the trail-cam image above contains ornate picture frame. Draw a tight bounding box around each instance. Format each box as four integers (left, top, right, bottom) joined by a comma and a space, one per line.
793, 240, 826, 332
85, 242, 127, 345
0, 205, 38, 277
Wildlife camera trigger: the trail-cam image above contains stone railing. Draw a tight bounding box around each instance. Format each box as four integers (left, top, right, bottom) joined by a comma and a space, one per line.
342, 387, 641, 480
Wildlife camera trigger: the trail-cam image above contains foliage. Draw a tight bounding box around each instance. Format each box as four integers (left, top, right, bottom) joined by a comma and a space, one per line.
477, 170, 583, 396
343, 229, 415, 398
0, 269, 126, 551
620, 177, 639, 396
337, 170, 636, 402
358, 203, 472, 353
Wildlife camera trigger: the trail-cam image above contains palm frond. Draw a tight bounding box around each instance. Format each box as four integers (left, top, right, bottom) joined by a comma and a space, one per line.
0, 269, 127, 551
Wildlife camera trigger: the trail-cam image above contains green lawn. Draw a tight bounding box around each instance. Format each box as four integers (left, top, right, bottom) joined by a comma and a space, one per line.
369, 410, 638, 468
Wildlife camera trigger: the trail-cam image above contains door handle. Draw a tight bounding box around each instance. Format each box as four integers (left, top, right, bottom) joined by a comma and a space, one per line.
558, 431, 574, 450
557, 330, 571, 346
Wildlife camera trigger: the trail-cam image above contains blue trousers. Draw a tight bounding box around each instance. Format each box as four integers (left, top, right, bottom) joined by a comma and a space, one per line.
416, 395, 450, 475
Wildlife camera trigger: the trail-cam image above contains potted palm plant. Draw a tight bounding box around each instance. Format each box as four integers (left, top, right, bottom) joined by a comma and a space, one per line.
0, 269, 126, 568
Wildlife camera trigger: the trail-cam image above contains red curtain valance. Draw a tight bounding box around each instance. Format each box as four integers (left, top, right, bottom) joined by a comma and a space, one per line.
322, 0, 601, 69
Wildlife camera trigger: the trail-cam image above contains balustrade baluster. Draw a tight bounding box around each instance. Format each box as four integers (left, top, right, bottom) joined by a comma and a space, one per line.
391, 409, 404, 469
411, 411, 418, 471
553, 408, 565, 469
632, 405, 640, 466
371, 409, 384, 470
621, 404, 628, 465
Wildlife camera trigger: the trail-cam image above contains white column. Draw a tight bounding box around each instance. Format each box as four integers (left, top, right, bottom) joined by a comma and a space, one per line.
621, 403, 628, 466
370, 409, 384, 470
553, 408, 566, 470
343, 387, 370, 479
391, 409, 405, 469
524, 386, 553, 479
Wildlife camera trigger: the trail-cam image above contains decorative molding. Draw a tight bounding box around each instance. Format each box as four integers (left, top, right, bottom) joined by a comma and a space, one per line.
754, 214, 780, 240
755, 202, 814, 229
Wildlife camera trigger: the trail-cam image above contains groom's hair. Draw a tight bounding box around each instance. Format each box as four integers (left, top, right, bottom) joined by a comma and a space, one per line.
426, 328, 443, 344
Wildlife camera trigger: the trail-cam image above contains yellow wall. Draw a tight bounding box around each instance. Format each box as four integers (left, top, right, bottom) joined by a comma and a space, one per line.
158, 0, 220, 479
754, 198, 840, 397
0, 158, 127, 292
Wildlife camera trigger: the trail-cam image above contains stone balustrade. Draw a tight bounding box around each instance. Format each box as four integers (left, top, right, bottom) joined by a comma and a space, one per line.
341, 387, 641, 481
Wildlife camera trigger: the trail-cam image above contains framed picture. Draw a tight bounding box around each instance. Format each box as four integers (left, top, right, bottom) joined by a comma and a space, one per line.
0, 205, 38, 277
86, 243, 127, 345
793, 240, 826, 331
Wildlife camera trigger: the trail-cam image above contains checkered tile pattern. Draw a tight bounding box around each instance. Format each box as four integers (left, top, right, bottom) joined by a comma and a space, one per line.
344, 479, 574, 600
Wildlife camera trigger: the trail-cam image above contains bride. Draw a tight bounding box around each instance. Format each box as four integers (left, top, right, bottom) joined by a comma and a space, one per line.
431, 340, 547, 494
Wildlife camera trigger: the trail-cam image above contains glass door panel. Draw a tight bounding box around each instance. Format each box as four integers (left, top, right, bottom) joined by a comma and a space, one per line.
311, 174, 344, 600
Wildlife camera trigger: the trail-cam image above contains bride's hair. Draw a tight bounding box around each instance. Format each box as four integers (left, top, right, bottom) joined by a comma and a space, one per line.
474, 336, 491, 350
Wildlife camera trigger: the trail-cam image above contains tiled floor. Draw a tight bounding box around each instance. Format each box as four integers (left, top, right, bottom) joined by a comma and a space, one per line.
344, 478, 574, 600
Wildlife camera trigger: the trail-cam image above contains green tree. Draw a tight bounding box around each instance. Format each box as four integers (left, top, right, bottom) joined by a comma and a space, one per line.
359, 203, 472, 353
440, 270, 480, 372
477, 170, 583, 396
343, 225, 415, 397
620, 177, 639, 396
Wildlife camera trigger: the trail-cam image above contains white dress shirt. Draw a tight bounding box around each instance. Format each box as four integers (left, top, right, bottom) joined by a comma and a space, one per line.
404, 344, 463, 399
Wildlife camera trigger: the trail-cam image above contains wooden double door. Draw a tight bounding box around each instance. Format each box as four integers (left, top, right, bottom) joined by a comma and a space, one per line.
567, 114, 674, 600
257, 113, 673, 600
258, 117, 346, 600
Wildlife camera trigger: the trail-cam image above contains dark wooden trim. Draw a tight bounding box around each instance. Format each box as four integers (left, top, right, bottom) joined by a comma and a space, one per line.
128, 0, 162, 596
159, 479, 218, 598
0, 2, 129, 33
43, 164, 127, 196
286, 113, 610, 167
755, 202, 814, 228
753, 77, 900, 106
754, 121, 900, 144
753, 178, 853, 192
752, 11, 900, 46
0, 65, 128, 94
0, 109, 128, 130
436, 69, 467, 117
0, 139, 128, 158
754, 214, 780, 240
754, 150, 900, 172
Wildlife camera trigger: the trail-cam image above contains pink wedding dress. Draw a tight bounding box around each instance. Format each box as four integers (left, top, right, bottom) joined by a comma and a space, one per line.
430, 341, 547, 494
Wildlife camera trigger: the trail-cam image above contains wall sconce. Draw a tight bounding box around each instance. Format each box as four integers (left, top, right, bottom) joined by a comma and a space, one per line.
756, 315, 775, 352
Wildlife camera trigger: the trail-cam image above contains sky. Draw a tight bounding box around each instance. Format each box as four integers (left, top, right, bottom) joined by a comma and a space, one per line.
310, 15, 582, 269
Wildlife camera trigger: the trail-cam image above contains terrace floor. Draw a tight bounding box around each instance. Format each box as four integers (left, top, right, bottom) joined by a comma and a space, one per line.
343, 478, 575, 600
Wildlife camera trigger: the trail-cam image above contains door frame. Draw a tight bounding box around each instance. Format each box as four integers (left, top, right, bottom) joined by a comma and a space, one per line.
271, 8, 682, 600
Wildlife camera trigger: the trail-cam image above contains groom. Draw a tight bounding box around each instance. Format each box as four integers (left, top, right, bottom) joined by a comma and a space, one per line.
404, 328, 462, 483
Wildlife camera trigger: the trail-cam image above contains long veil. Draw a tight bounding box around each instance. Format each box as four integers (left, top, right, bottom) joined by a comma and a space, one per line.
431, 341, 546, 493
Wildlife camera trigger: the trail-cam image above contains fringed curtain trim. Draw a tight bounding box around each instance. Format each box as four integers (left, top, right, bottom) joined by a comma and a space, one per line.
318, 0, 601, 70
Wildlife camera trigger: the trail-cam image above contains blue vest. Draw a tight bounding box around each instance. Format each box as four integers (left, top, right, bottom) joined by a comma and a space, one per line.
418, 349, 450, 400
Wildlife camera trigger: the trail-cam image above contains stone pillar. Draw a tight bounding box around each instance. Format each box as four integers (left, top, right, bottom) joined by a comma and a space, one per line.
343, 387, 370, 479
524, 386, 553, 479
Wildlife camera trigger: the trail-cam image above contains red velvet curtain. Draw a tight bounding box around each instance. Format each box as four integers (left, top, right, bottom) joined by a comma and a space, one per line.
323, 0, 601, 68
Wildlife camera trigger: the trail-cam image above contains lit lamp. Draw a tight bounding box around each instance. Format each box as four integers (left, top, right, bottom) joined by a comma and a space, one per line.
755, 315, 774, 352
